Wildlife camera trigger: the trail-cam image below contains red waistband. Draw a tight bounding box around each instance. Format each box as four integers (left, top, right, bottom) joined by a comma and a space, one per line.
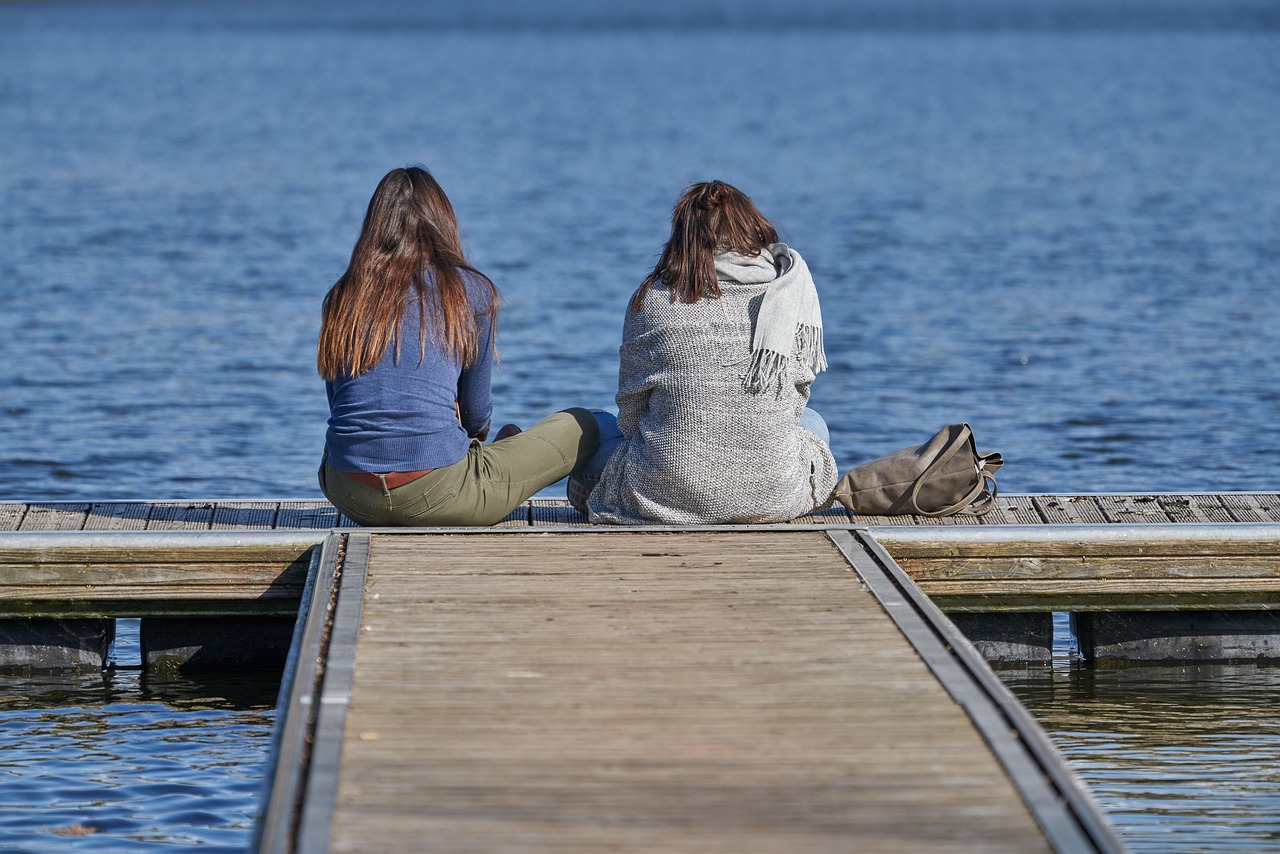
340, 469, 434, 490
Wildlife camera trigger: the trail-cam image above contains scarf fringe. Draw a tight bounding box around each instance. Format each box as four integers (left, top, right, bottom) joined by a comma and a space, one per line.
743, 349, 787, 397
743, 326, 827, 397
797, 324, 827, 374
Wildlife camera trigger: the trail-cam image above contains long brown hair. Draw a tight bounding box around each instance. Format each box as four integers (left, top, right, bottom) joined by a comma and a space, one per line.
631, 180, 778, 311
317, 167, 498, 380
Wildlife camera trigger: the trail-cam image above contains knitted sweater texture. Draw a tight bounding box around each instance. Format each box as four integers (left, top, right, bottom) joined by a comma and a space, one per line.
588, 252, 838, 525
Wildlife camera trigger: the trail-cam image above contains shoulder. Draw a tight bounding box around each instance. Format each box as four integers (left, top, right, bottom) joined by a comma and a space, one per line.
458, 267, 499, 313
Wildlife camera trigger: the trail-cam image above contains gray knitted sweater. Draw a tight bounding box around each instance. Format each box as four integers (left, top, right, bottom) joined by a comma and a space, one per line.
588, 251, 838, 525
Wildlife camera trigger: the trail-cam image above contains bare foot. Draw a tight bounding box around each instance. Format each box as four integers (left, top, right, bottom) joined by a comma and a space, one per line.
493, 424, 522, 442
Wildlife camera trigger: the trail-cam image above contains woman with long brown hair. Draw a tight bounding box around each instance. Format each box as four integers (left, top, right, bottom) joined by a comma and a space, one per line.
318, 166, 598, 526
576, 180, 837, 524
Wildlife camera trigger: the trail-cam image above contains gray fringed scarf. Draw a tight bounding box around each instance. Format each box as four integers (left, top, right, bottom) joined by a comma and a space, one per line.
714, 243, 826, 396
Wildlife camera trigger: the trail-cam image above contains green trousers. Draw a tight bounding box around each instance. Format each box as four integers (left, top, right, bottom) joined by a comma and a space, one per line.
319, 408, 600, 527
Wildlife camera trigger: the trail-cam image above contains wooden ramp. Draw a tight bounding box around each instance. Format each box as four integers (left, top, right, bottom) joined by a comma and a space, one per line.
258, 530, 1121, 853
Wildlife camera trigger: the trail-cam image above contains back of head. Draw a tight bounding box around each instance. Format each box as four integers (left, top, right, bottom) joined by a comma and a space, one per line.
634, 180, 778, 310
358, 166, 465, 272
318, 167, 495, 379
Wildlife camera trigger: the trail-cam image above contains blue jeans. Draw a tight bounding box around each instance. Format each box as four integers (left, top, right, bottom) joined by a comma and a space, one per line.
798, 407, 830, 445
566, 410, 624, 513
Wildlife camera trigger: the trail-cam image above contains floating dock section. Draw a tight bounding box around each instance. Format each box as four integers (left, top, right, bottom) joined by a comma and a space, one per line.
256, 529, 1121, 853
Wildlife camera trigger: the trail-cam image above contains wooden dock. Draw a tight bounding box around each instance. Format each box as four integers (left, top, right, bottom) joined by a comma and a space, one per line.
4, 493, 1278, 849
256, 529, 1121, 853
2, 493, 1279, 666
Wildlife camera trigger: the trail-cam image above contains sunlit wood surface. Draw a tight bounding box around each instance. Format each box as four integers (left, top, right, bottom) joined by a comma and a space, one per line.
324, 531, 1052, 853
1, 492, 1276, 531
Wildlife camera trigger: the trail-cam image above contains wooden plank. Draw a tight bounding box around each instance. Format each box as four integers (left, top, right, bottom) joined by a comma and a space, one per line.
0, 542, 316, 618
18, 503, 89, 531
1031, 495, 1110, 525
987, 495, 1042, 525
326, 532, 1053, 853
0, 504, 28, 531
146, 502, 215, 530
1031, 496, 1109, 525
917, 577, 1280, 612
880, 532, 1280, 560
916, 509, 983, 526
1092, 494, 1171, 523
788, 505, 854, 525
275, 501, 340, 529
529, 498, 586, 526
83, 502, 151, 530
849, 511, 917, 525
1159, 494, 1235, 524
210, 501, 279, 529
1220, 493, 1272, 523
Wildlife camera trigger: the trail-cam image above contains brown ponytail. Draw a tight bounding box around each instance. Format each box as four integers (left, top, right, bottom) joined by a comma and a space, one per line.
631, 180, 778, 311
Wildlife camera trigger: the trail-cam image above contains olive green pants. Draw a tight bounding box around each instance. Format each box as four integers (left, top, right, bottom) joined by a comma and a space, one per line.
319, 408, 600, 527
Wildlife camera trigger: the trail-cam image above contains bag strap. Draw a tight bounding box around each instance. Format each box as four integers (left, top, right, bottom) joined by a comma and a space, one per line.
902, 425, 971, 516
904, 425, 999, 517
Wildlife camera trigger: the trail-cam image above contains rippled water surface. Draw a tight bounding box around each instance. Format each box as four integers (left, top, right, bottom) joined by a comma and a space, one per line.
0, 662, 278, 852
1004, 665, 1280, 853
2, 0, 1279, 849
2, 0, 1278, 500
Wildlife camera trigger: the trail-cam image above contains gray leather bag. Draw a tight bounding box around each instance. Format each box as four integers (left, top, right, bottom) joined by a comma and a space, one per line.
832, 423, 1003, 517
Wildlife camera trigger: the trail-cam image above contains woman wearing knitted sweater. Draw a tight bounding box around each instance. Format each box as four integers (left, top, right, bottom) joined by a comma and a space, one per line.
581, 181, 838, 525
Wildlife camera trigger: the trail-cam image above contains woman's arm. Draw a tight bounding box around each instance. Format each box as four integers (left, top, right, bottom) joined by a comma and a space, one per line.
614, 305, 657, 438
456, 309, 494, 439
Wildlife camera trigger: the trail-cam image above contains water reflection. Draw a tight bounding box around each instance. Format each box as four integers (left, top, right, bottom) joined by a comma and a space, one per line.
1003, 665, 1280, 853
0, 669, 278, 852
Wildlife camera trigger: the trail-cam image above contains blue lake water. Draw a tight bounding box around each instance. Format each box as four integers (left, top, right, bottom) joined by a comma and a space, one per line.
1, 0, 1279, 849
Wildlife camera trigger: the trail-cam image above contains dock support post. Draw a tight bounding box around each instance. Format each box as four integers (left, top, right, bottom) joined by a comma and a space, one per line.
947, 613, 1054, 664
140, 617, 296, 672
1078, 610, 1280, 664
0, 619, 115, 672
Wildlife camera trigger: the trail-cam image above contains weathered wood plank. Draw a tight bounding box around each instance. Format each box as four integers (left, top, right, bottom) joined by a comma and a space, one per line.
1254, 493, 1280, 522
971, 495, 1020, 525
0, 543, 316, 617
916, 509, 983, 526
1159, 494, 1234, 524
146, 502, 215, 530
903, 552, 1280, 578
0, 504, 28, 530
1092, 494, 1171, 523
987, 495, 1043, 525
275, 501, 340, 529
83, 502, 151, 530
915, 575, 1280, 612
18, 504, 89, 531
880, 532, 1280, 560
850, 511, 918, 525
529, 498, 586, 526
1032, 495, 1110, 525
327, 532, 1053, 853
788, 505, 853, 525
1220, 493, 1272, 523
210, 502, 279, 529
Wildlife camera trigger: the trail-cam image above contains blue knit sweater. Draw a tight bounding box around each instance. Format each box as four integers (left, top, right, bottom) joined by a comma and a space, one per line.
324, 269, 494, 473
